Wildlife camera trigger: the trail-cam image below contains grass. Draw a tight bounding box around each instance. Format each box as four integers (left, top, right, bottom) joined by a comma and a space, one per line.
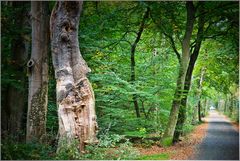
161, 136, 172, 147
137, 153, 170, 160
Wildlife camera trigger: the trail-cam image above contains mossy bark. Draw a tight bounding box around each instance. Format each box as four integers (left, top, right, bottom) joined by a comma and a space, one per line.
162, 2, 196, 145
173, 2, 205, 142
27, 1, 49, 142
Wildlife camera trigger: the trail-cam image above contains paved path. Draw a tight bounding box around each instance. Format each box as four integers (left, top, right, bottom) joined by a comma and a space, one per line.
193, 110, 239, 160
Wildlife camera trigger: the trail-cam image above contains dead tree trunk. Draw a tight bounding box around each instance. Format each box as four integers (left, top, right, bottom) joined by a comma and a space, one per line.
26, 1, 49, 142
50, 1, 98, 152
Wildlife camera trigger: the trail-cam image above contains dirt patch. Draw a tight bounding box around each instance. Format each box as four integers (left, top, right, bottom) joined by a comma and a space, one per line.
231, 122, 239, 132
137, 121, 208, 160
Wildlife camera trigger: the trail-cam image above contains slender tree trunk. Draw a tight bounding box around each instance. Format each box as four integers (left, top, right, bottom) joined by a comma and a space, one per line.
198, 100, 202, 122
202, 98, 207, 117
173, 2, 205, 142
229, 95, 233, 117
162, 2, 196, 145
50, 2, 98, 152
26, 1, 49, 142
197, 67, 206, 122
130, 7, 149, 118
140, 100, 148, 119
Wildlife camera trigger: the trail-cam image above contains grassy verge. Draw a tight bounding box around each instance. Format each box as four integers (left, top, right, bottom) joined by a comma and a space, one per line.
137, 153, 170, 160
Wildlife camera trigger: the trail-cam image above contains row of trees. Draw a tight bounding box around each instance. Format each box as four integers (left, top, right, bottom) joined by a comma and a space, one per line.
1, 1, 238, 157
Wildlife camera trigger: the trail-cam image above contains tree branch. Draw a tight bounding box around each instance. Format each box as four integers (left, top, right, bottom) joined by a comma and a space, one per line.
163, 32, 181, 63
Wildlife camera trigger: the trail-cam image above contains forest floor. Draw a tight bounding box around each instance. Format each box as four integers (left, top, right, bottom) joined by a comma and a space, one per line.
137, 119, 209, 160
190, 110, 239, 160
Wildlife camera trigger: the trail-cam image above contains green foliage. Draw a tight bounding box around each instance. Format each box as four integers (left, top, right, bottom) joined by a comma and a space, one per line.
98, 133, 125, 148
56, 138, 81, 160
161, 137, 173, 147
1, 137, 56, 160
1, 1, 239, 160
124, 127, 147, 138
182, 123, 195, 135
80, 135, 140, 160
141, 139, 155, 148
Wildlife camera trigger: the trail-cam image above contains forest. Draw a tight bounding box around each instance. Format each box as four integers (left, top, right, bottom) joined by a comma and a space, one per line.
1, 1, 239, 160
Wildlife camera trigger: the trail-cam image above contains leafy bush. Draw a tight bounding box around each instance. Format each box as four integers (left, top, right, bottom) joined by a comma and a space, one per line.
182, 123, 194, 135
1, 138, 56, 160
104, 142, 140, 160
98, 133, 125, 148
141, 139, 155, 148
80, 134, 140, 160
55, 138, 81, 160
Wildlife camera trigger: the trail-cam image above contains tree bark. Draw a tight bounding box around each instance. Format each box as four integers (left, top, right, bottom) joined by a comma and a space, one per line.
130, 7, 149, 118
50, 1, 98, 152
26, 1, 49, 142
196, 67, 205, 122
173, 2, 205, 142
162, 2, 196, 145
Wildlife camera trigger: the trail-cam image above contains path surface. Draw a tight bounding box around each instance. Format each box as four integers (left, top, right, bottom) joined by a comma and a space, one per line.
192, 110, 239, 160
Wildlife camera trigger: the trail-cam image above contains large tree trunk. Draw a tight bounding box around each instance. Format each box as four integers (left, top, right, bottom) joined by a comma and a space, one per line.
50, 1, 98, 152
162, 2, 196, 145
130, 7, 149, 118
173, 2, 205, 142
1, 2, 29, 139
26, 1, 49, 142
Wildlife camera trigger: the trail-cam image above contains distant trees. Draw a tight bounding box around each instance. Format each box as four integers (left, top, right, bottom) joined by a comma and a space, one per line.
26, 1, 50, 142
50, 1, 98, 152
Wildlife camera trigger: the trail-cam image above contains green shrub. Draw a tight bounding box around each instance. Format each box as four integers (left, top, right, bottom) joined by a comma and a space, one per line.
182, 123, 194, 135
141, 139, 155, 148
80, 134, 140, 160
1, 138, 55, 160
98, 133, 125, 148
55, 137, 82, 160
161, 136, 172, 147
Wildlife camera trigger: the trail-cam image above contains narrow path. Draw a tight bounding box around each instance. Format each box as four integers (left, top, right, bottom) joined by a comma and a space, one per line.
192, 110, 239, 160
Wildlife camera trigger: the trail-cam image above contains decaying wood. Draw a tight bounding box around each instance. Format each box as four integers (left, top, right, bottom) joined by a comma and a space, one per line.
50, 1, 98, 152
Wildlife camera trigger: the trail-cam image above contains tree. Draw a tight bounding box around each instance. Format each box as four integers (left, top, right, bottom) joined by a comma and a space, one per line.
50, 1, 98, 152
162, 1, 196, 145
26, 1, 49, 142
130, 7, 149, 118
1, 2, 30, 138
196, 67, 206, 122
173, 2, 205, 142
